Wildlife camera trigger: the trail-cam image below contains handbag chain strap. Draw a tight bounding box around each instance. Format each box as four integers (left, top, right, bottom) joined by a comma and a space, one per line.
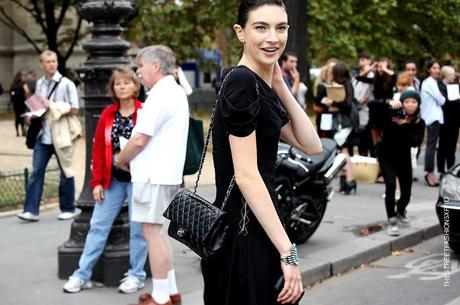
193, 67, 259, 211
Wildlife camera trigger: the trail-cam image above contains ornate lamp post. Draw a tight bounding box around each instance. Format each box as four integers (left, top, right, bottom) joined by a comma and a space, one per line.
57, 0, 138, 287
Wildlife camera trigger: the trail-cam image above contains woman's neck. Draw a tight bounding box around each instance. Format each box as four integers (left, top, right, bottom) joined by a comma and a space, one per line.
118, 98, 135, 116
239, 56, 273, 87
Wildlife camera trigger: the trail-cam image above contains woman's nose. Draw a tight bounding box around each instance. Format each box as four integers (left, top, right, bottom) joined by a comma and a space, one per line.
266, 28, 279, 42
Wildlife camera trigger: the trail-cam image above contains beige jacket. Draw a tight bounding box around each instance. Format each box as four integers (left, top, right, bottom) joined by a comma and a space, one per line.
47, 101, 82, 178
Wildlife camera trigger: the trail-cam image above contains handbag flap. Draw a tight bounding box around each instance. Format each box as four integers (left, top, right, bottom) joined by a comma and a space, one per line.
163, 189, 227, 239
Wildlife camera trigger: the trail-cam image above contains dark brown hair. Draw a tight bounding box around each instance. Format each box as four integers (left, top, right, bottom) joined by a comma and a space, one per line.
237, 0, 286, 28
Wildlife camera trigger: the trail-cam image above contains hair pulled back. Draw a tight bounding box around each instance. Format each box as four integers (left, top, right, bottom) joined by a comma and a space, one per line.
237, 0, 286, 28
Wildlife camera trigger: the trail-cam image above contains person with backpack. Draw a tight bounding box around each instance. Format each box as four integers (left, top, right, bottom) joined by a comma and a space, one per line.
17, 50, 81, 222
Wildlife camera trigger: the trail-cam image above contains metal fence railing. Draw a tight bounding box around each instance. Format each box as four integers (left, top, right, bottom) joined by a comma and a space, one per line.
0, 152, 60, 209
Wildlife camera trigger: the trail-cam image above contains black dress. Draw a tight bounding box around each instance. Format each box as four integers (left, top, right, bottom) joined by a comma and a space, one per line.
201, 65, 289, 305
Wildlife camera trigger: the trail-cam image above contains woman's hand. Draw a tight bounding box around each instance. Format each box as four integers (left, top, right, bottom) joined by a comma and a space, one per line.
277, 263, 304, 304
93, 185, 104, 203
272, 62, 285, 89
389, 100, 402, 109
392, 117, 410, 125
325, 98, 334, 106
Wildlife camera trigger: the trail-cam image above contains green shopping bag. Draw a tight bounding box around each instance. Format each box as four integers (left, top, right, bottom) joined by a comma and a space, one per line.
183, 117, 204, 175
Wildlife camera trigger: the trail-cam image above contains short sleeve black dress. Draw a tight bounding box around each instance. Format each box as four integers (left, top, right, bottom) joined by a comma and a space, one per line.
201, 65, 289, 305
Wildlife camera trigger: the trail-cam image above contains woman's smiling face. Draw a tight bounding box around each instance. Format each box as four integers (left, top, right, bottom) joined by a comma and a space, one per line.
235, 4, 289, 67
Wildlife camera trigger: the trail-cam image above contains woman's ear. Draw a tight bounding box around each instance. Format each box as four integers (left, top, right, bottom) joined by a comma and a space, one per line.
233, 24, 245, 43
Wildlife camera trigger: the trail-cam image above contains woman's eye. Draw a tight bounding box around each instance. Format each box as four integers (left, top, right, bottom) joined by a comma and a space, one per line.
277, 26, 288, 32
256, 25, 267, 31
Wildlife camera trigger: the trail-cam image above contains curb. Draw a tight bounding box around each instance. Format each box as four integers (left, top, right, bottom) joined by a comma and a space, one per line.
299, 216, 441, 286
0, 201, 59, 219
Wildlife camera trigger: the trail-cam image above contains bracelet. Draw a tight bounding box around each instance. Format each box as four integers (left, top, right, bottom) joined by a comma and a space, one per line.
280, 244, 300, 266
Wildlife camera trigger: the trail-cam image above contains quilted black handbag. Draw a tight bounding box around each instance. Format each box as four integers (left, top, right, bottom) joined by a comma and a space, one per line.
163, 68, 257, 258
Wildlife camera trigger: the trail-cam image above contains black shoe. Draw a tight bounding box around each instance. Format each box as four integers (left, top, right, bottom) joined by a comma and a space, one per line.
424, 174, 439, 187
341, 180, 357, 195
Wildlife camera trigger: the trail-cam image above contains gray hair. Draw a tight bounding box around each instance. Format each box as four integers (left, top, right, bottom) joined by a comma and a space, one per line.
441, 65, 455, 79
137, 45, 176, 75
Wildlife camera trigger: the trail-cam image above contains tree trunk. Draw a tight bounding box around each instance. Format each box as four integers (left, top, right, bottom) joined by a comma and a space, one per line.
284, 0, 307, 81
284, 0, 313, 104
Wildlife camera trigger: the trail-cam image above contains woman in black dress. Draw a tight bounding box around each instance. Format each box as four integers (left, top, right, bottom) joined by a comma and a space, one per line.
201, 1, 323, 305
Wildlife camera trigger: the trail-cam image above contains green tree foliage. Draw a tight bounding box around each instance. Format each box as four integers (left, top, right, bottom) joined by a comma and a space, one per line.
127, 0, 239, 63
128, 0, 460, 71
307, 0, 460, 69
0, 0, 86, 73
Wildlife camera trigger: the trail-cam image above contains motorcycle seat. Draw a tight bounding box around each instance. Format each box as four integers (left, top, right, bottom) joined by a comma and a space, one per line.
289, 138, 337, 174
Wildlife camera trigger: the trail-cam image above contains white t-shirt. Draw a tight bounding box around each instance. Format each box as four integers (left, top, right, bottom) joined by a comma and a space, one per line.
130, 75, 189, 185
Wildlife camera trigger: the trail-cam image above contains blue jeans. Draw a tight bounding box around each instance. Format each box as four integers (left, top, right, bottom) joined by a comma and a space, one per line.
23, 139, 75, 215
73, 178, 147, 281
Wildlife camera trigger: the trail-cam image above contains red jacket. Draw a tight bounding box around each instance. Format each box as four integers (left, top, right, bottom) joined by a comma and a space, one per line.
90, 100, 142, 189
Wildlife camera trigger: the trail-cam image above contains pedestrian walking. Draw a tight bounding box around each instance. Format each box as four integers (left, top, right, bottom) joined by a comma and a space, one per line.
420, 59, 445, 187
201, 1, 322, 304
326, 61, 358, 195
314, 58, 337, 138
17, 50, 81, 222
378, 90, 425, 236
437, 65, 460, 175
63, 66, 147, 294
9, 70, 30, 136
352, 52, 374, 157
117, 45, 189, 305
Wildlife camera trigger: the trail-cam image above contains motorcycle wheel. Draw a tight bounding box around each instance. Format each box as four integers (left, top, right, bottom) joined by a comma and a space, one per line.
286, 194, 327, 244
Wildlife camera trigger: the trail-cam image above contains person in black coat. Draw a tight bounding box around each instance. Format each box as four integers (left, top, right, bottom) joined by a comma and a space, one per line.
10, 70, 30, 136
377, 90, 425, 236
437, 65, 460, 175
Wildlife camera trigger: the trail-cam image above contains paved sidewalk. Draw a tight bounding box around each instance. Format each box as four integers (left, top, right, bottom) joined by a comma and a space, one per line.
0, 118, 446, 305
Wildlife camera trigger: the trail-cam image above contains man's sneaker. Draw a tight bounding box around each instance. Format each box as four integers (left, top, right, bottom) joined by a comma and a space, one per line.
386, 217, 400, 236
397, 212, 410, 224
17, 211, 39, 222
58, 212, 76, 220
118, 274, 144, 294
63, 276, 93, 293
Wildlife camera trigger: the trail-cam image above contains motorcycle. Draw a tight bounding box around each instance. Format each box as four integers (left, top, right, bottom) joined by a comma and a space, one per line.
275, 138, 346, 244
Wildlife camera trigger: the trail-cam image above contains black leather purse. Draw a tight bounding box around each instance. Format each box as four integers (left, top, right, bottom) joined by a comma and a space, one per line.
163, 68, 243, 258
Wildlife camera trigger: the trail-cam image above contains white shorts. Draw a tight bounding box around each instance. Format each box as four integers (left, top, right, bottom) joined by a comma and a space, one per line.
131, 183, 180, 224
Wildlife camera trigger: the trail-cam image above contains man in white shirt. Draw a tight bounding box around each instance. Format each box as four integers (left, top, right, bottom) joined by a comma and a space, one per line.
117, 45, 188, 305
17, 50, 80, 222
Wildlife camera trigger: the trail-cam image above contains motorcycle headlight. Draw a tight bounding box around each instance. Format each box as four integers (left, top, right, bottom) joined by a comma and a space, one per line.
440, 172, 460, 201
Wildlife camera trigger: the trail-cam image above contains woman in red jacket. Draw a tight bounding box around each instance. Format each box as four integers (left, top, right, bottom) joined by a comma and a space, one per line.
63, 66, 147, 294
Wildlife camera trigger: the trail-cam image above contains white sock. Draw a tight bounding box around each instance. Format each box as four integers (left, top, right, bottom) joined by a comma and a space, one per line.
152, 278, 170, 304
168, 269, 179, 295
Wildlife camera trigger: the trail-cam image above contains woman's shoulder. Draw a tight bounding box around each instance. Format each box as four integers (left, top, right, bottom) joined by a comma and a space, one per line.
223, 65, 257, 87
100, 103, 118, 118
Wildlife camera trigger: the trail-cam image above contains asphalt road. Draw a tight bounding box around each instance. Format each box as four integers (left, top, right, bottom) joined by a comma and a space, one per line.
301, 236, 460, 305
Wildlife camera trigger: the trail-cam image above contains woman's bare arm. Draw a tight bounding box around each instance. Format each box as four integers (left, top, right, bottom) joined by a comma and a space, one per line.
271, 64, 322, 155
229, 132, 292, 256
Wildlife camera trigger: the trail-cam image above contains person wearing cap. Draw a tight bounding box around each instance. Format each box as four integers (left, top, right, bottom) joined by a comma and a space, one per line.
377, 90, 425, 236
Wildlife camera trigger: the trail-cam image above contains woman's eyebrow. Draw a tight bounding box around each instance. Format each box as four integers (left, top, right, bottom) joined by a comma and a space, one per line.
251, 21, 288, 26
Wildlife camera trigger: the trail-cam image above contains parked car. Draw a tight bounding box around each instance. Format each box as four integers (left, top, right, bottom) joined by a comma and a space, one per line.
435, 163, 460, 253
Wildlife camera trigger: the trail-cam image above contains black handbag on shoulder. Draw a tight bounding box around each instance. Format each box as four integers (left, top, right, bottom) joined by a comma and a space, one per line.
164, 68, 255, 258
25, 77, 62, 149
